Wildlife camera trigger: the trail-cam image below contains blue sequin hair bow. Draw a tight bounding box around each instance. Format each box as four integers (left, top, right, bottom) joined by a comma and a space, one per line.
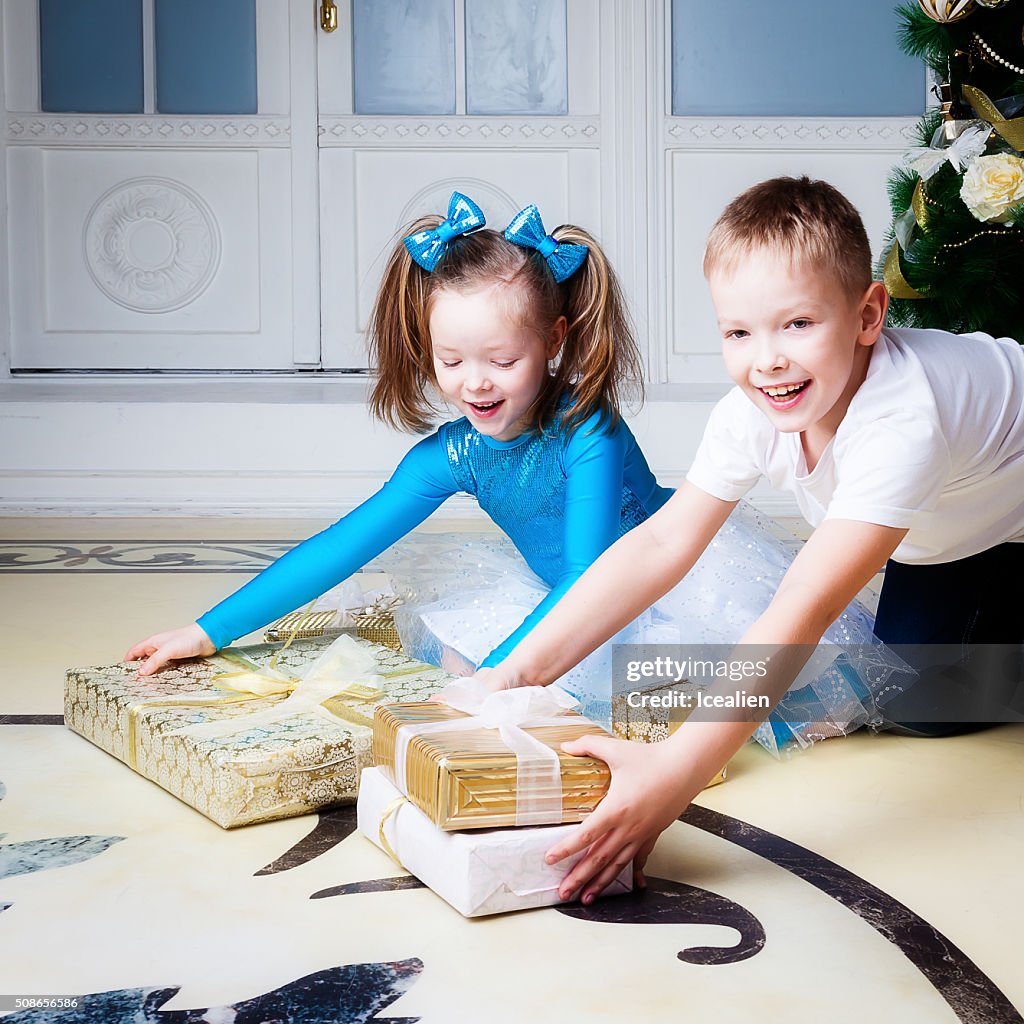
403, 191, 486, 272
503, 204, 588, 283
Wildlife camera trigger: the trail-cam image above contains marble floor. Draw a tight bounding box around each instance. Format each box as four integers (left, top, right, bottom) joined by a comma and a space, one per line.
0, 518, 1021, 1023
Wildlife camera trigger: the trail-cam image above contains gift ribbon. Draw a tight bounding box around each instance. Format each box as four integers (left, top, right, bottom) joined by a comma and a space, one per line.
125, 634, 312, 769
128, 635, 395, 751
211, 646, 385, 703
392, 681, 580, 827
377, 795, 410, 869
172, 636, 388, 740
348, 594, 403, 625
125, 689, 264, 771
962, 86, 1024, 153
911, 178, 934, 235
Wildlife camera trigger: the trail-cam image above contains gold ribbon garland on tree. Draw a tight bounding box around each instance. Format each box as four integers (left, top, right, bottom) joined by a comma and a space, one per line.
886, 79, 1024, 300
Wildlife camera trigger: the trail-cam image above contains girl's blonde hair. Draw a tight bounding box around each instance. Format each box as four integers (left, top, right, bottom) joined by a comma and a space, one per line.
369, 214, 643, 434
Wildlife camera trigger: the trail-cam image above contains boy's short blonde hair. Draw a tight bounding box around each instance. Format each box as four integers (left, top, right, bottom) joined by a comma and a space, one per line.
703, 176, 872, 299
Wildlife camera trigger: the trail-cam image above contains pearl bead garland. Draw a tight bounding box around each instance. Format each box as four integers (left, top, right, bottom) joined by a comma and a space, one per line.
972, 31, 1024, 77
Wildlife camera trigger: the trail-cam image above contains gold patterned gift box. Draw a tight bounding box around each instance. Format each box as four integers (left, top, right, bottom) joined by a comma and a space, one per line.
612, 683, 727, 788
64, 636, 452, 829
373, 688, 613, 831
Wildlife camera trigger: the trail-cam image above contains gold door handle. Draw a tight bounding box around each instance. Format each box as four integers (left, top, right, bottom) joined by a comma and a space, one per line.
320, 0, 338, 33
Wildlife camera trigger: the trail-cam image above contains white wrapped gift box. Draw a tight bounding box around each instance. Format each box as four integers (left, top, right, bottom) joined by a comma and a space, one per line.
356, 767, 631, 918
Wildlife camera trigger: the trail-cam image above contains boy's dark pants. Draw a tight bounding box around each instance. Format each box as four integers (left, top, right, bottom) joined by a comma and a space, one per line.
873, 542, 1024, 737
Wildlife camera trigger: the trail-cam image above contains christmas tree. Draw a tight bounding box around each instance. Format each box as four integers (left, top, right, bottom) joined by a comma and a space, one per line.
881, 0, 1024, 341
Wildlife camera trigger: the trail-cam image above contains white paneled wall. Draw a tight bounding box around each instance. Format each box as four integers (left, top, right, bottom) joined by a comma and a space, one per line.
0, 0, 921, 516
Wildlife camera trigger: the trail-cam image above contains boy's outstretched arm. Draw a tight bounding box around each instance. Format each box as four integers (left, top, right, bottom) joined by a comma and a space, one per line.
475, 481, 738, 689
476, 415, 628, 668
547, 517, 908, 904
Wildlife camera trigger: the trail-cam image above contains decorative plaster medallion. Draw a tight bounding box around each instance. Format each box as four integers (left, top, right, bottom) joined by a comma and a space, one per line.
83, 177, 221, 312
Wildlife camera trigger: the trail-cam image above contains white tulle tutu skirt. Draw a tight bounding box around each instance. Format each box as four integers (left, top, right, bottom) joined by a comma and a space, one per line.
366, 502, 907, 755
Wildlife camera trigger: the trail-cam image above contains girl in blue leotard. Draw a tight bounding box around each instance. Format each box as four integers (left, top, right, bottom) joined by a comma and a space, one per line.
125, 192, 898, 751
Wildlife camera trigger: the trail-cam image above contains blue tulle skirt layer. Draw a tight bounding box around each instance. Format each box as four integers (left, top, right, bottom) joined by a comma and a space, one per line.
366, 502, 907, 755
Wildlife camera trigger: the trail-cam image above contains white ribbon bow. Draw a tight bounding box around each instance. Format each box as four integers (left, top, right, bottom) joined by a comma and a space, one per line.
905, 121, 992, 181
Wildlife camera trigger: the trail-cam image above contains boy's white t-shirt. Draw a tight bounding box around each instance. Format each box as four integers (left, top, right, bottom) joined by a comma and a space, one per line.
687, 327, 1024, 564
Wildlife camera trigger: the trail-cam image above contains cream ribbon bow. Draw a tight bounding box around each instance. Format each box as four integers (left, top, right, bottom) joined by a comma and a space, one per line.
169, 634, 385, 740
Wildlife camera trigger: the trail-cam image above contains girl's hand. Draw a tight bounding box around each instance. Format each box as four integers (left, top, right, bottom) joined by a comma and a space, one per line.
428, 665, 522, 701
124, 623, 216, 676
439, 645, 477, 678
463, 665, 524, 693
546, 734, 700, 904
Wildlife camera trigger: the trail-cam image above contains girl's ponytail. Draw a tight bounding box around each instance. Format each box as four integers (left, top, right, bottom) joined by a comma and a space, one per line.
368, 218, 440, 432
545, 225, 644, 434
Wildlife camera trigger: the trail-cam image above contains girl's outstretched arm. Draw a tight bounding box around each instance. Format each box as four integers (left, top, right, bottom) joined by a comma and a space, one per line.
125, 433, 459, 674
547, 516, 908, 903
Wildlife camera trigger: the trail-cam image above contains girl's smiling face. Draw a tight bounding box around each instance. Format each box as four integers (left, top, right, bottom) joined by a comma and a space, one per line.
429, 284, 564, 442
708, 248, 887, 456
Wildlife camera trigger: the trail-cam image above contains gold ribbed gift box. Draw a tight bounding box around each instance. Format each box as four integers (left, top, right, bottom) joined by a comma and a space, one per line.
64, 637, 452, 828
264, 604, 404, 651
353, 610, 403, 652
263, 609, 344, 642
612, 685, 727, 788
373, 702, 612, 830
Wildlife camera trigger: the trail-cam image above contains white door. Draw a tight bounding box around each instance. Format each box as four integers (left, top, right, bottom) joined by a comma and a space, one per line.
3, 0, 921, 379
315, 0, 618, 370
4, 0, 315, 370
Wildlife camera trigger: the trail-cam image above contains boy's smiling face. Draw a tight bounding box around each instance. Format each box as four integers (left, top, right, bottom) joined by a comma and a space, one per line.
708, 247, 888, 458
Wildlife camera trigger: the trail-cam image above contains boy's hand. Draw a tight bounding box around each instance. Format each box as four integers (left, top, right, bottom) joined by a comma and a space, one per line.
546, 734, 699, 904
124, 623, 216, 675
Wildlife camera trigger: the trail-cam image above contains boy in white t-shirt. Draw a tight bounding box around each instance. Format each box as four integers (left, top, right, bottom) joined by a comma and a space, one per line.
467, 176, 1024, 904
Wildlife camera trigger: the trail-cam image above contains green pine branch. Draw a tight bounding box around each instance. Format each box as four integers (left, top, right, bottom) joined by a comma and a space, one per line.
896, 3, 955, 75
911, 109, 943, 149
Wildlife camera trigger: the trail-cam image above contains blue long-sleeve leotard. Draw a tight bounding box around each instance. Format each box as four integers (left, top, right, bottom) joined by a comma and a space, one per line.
197, 410, 672, 667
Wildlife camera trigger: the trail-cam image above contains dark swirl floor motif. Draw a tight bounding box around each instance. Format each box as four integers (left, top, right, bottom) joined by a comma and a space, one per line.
0, 715, 65, 725
682, 805, 1023, 1024
1, 960, 424, 1023
311, 866, 765, 968
557, 877, 766, 965
313, 875, 428, 898
306, 804, 1020, 1020
0, 541, 295, 573
255, 804, 359, 876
